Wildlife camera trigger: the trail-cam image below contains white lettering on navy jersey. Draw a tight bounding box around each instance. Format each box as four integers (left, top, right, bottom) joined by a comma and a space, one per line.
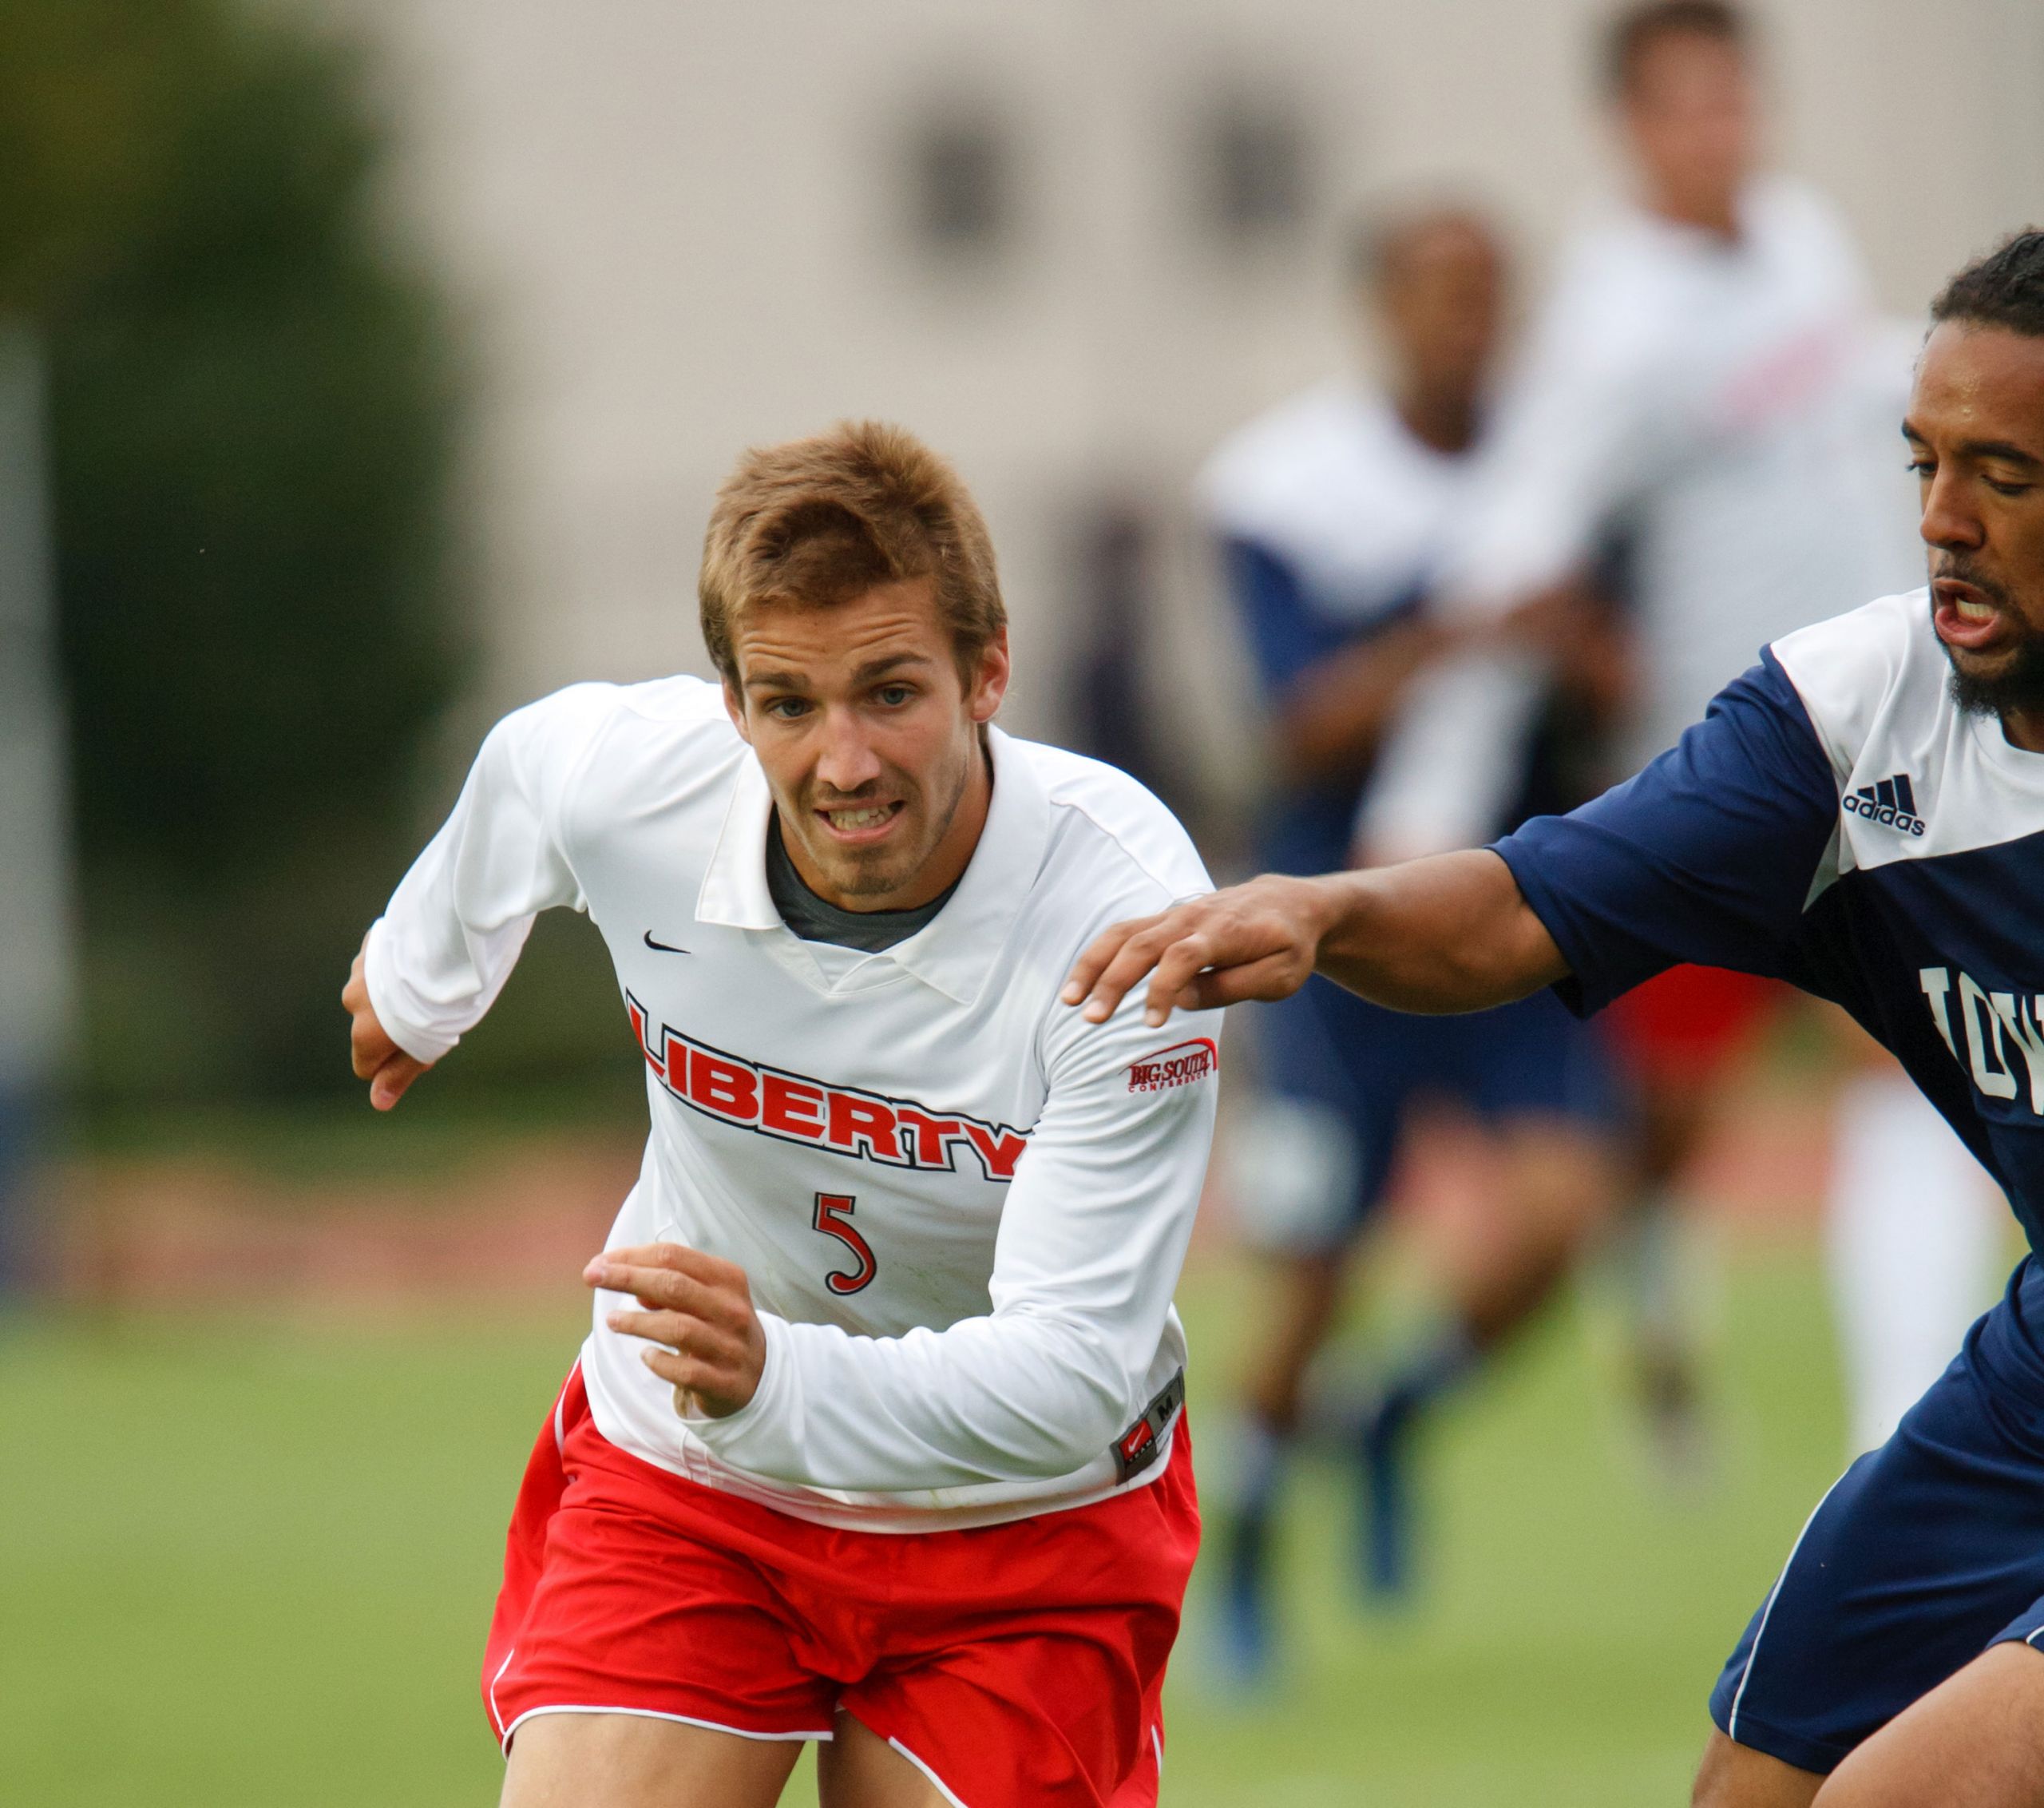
1918, 966, 2044, 1112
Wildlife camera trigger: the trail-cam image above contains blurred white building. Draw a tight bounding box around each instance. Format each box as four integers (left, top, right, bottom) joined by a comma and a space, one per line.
321, 0, 2044, 819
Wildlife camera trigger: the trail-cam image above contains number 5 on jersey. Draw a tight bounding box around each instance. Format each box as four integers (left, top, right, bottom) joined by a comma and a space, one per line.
812, 1192, 877, 1295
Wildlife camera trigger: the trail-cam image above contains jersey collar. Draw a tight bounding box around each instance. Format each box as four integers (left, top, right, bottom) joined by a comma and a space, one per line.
695, 726, 1051, 1005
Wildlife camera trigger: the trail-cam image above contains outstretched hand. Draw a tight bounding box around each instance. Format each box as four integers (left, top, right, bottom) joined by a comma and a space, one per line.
1060, 873, 1337, 1029
587, 1243, 767, 1420
343, 934, 430, 1110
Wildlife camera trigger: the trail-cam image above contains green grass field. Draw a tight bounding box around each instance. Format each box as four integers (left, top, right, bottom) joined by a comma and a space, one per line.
0, 1244, 1846, 1806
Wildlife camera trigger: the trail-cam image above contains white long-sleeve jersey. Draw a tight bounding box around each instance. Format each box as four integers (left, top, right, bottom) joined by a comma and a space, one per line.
365, 677, 1222, 1532
1360, 176, 1923, 860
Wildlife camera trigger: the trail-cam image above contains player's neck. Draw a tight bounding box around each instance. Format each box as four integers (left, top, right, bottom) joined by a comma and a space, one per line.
1395, 387, 1480, 456
1643, 182, 1741, 242
1999, 706, 2044, 756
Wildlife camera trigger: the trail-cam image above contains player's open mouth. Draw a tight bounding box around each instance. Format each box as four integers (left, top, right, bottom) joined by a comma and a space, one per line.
1933, 579, 2013, 654
817, 800, 905, 843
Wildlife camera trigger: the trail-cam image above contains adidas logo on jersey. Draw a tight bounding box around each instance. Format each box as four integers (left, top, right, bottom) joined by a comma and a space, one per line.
1844, 772, 1925, 836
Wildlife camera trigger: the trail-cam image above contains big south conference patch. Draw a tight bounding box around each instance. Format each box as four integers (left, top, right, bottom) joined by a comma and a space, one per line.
1127, 1037, 1218, 1093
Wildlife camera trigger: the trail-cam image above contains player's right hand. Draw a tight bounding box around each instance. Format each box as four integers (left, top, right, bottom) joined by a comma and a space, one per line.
343, 934, 430, 1111
1060, 873, 1337, 1029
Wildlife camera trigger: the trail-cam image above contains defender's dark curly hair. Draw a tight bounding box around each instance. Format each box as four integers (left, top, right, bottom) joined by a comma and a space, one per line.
1931, 231, 2044, 338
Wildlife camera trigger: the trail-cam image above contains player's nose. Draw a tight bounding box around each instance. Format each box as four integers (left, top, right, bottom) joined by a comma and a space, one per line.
1919, 470, 1986, 553
811, 708, 885, 795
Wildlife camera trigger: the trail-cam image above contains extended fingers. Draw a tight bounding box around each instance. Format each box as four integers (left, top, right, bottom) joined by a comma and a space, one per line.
587, 1261, 723, 1320
604, 1306, 739, 1357
1075, 918, 1202, 1025
1185, 950, 1306, 1012
1140, 931, 1222, 1028
1060, 913, 1165, 1017
592, 1243, 746, 1287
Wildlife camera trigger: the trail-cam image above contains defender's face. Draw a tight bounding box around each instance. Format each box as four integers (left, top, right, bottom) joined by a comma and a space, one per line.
1376, 218, 1503, 404
1907, 322, 2044, 701
726, 578, 1008, 910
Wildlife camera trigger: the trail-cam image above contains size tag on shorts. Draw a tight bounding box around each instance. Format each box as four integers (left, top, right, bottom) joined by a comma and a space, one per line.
1111, 1368, 1186, 1483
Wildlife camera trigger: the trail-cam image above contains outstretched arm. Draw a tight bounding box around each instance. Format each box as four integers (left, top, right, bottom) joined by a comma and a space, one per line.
1060, 848, 1567, 1030
1066, 651, 1854, 1037
346, 684, 615, 1106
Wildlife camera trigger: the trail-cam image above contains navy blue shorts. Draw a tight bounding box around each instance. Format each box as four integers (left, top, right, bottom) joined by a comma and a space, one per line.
1246, 975, 1622, 1250
1711, 1255, 2044, 1774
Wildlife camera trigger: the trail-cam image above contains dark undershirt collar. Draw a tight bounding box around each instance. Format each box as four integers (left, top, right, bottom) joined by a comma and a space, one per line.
765, 813, 960, 953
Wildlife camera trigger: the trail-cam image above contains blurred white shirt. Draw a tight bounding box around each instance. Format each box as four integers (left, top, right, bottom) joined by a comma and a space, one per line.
1360, 176, 1923, 860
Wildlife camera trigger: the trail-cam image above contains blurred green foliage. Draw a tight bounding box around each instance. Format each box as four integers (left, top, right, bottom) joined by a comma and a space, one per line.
0, 0, 469, 1105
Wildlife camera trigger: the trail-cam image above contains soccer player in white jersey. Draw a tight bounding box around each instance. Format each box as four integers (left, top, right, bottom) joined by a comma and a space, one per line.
340, 424, 1221, 1808
1361, 0, 1998, 1463
1065, 231, 2044, 1806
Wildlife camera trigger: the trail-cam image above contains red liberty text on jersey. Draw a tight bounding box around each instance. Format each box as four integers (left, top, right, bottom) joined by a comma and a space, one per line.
626, 994, 1031, 1180
1127, 1037, 1218, 1094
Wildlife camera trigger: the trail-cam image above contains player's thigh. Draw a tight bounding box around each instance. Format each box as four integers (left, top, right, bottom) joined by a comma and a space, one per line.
1493, 1113, 1626, 1243
1691, 1730, 1824, 1808
500, 1709, 803, 1808
1815, 1643, 2044, 1808
816, 1711, 952, 1808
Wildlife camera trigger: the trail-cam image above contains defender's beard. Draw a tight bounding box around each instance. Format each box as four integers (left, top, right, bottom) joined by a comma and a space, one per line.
1938, 569, 2044, 721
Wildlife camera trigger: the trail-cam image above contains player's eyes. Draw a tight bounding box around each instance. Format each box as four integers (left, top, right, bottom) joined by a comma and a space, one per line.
1906, 459, 1935, 478
874, 684, 915, 707
1986, 476, 2034, 498
764, 697, 812, 720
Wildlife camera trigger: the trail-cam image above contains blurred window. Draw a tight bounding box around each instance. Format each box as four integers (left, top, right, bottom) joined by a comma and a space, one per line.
1201, 88, 1313, 244
907, 109, 1012, 259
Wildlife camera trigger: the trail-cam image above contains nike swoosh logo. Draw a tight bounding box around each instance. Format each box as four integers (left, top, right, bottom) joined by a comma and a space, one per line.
643, 931, 692, 955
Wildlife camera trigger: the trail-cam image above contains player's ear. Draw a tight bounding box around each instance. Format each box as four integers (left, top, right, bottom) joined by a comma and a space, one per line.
722, 675, 754, 746
966, 628, 1010, 727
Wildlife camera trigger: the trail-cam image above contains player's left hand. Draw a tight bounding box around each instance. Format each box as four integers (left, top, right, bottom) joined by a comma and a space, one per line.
584, 1243, 767, 1419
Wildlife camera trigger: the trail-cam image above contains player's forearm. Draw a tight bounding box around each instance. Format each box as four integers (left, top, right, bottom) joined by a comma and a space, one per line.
691, 1308, 1140, 1493
1308, 849, 1571, 1013
1274, 622, 1445, 786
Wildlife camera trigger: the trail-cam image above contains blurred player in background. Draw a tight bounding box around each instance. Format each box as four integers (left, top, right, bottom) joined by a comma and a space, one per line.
1198, 207, 1628, 1669
343, 424, 1221, 1808
1357, 0, 2000, 1463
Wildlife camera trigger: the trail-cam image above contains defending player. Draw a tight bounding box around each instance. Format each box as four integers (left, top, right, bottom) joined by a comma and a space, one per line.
1065, 232, 2044, 1806
1197, 206, 1626, 1659
341, 424, 1221, 1808
1359, 0, 1997, 1464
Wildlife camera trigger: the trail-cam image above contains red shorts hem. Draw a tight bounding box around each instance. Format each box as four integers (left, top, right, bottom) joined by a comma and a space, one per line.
481, 1363, 1195, 1807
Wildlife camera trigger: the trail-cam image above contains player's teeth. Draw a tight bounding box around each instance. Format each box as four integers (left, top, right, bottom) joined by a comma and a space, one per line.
828, 806, 890, 830
1956, 597, 1994, 621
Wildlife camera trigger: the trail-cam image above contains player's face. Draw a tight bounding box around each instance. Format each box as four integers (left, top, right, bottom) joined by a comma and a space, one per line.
1619, 34, 1756, 226
1908, 321, 2044, 735
725, 578, 1009, 910
1376, 220, 1502, 403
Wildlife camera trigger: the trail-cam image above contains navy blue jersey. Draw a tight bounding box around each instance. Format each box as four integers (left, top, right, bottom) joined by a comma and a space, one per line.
1495, 588, 2044, 1247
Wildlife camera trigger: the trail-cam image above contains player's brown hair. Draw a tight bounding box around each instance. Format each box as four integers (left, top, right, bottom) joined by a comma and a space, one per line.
699, 422, 1004, 688
1602, 0, 1748, 98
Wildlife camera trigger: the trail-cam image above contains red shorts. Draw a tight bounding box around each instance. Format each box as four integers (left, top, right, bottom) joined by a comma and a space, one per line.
482, 1366, 1200, 1807
1602, 964, 1784, 1087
